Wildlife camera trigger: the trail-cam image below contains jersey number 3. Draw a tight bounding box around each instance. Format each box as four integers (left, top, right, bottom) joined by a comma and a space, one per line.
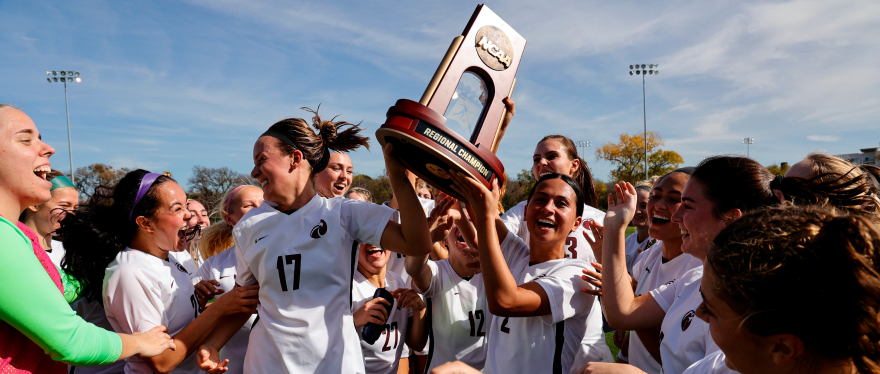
276, 254, 302, 291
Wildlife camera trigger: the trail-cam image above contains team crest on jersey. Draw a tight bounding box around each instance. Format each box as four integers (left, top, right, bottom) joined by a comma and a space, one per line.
175, 262, 190, 275
681, 310, 696, 331
310, 219, 328, 239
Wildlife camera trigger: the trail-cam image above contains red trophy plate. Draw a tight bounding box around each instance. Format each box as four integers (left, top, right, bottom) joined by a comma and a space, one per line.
376, 4, 526, 202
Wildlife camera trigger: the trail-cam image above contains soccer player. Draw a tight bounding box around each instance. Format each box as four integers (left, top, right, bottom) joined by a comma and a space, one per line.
502, 135, 604, 263
18, 169, 78, 268
450, 171, 612, 373
622, 183, 653, 275
314, 151, 354, 198
195, 109, 434, 374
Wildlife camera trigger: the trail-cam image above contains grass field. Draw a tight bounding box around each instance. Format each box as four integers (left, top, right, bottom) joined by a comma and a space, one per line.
605, 332, 620, 360
625, 226, 636, 237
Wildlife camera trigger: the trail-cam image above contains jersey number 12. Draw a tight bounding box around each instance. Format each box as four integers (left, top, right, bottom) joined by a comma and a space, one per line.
276, 254, 302, 291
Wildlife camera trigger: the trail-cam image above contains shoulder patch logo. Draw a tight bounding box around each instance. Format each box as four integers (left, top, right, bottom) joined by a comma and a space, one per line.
681, 310, 696, 331
310, 219, 328, 239
175, 263, 190, 275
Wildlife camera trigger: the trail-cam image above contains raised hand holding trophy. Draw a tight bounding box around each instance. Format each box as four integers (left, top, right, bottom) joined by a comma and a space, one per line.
376, 4, 526, 202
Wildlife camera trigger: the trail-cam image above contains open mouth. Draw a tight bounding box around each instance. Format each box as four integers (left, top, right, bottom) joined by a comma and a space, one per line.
332, 183, 347, 195
680, 227, 690, 239
536, 218, 556, 230
366, 247, 386, 259
34, 165, 51, 181
651, 213, 671, 225
260, 179, 268, 188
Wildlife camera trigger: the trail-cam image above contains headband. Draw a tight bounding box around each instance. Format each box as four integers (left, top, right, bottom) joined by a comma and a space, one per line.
128, 173, 161, 223
50, 175, 75, 191
261, 129, 332, 173
226, 185, 249, 212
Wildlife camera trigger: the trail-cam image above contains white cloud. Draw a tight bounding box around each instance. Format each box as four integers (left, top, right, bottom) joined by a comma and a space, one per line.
807, 135, 840, 142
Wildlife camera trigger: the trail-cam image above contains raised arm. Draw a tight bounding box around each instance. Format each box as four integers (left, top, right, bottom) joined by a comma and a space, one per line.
379, 144, 432, 257
599, 183, 666, 330
405, 196, 456, 292
449, 171, 549, 317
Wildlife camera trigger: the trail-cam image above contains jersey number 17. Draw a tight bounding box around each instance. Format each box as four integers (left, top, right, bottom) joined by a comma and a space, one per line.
277, 254, 302, 291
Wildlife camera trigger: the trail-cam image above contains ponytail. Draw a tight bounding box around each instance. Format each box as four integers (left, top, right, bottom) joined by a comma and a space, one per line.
262, 106, 370, 175
58, 169, 173, 301
773, 154, 880, 217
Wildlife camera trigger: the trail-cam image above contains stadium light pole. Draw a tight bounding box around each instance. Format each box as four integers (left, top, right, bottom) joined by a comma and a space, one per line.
45, 70, 81, 183
574, 140, 591, 160
629, 64, 658, 180
742, 137, 755, 158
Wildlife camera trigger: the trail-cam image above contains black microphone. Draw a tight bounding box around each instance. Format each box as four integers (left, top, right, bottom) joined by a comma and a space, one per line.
362, 288, 394, 344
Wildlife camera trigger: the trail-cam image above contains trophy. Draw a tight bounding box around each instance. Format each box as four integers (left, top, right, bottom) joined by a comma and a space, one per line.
376, 4, 526, 202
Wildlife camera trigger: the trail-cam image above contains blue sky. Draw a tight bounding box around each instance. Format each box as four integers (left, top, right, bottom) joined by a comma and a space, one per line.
2, 0, 878, 189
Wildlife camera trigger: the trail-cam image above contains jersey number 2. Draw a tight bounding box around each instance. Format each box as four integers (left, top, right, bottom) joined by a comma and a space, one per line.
468, 310, 486, 337
276, 254, 302, 292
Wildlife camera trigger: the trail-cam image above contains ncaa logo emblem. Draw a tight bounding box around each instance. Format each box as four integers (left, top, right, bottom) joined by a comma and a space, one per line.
681, 310, 696, 331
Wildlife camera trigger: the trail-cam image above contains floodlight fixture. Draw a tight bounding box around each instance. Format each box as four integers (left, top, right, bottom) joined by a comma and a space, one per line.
75, 77, 81, 83
67, 71, 73, 76
46, 78, 51, 83
52, 71, 57, 76
629, 71, 633, 75
628, 62, 660, 180
53, 77, 58, 82
41, 70, 82, 183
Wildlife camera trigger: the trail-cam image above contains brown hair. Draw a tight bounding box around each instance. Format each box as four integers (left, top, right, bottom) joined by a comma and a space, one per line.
197, 186, 257, 260
538, 135, 598, 208
692, 155, 777, 218
708, 205, 880, 373
345, 187, 373, 203
265, 106, 370, 176
774, 154, 880, 217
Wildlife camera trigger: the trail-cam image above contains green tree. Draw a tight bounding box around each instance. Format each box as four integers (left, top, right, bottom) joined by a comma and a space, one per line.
187, 166, 256, 215
74, 163, 131, 200
766, 162, 791, 176
595, 131, 683, 183
351, 172, 393, 204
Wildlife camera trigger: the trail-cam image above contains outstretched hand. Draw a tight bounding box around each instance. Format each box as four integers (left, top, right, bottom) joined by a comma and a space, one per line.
604, 182, 638, 231
581, 262, 603, 296
196, 345, 228, 373
427, 196, 456, 243
582, 219, 605, 265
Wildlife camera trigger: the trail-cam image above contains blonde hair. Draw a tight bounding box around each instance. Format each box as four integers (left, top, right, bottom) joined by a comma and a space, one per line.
198, 185, 258, 260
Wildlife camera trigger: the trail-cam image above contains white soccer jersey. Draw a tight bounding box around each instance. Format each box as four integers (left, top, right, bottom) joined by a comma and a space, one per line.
501, 200, 605, 263
628, 242, 702, 374
411, 259, 489, 371
103, 248, 201, 374
649, 266, 720, 374
169, 250, 197, 277
48, 239, 66, 269
351, 270, 413, 374
69, 298, 126, 374
682, 351, 738, 374
193, 246, 256, 374
623, 233, 654, 275
382, 197, 435, 285
233, 195, 395, 374
484, 232, 612, 374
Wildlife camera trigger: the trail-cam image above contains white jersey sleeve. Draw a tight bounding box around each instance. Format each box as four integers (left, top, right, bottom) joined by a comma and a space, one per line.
339, 198, 397, 246
534, 259, 599, 326
682, 351, 739, 374
500, 201, 527, 238
234, 240, 256, 287
104, 262, 165, 334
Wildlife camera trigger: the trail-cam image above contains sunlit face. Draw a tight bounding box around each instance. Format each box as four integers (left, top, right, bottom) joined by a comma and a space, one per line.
314, 152, 353, 197
672, 178, 729, 260
27, 186, 79, 235
251, 136, 296, 204
141, 182, 192, 253
226, 186, 264, 226
647, 173, 688, 241
525, 178, 582, 247
186, 200, 210, 228
532, 139, 579, 179
697, 267, 775, 373
632, 189, 651, 227
0, 108, 56, 209
357, 242, 390, 276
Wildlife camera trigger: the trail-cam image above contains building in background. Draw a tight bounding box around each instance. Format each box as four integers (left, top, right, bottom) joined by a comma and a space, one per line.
834, 146, 880, 166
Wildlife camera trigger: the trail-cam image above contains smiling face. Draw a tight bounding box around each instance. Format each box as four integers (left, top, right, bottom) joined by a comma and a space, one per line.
357, 242, 390, 276
672, 178, 730, 260
525, 178, 582, 248
226, 186, 264, 226
445, 226, 478, 274
647, 173, 688, 241
26, 186, 79, 235
532, 139, 579, 179
140, 182, 192, 253
251, 136, 298, 205
186, 200, 210, 228
697, 267, 775, 373
0, 107, 56, 213
314, 152, 353, 197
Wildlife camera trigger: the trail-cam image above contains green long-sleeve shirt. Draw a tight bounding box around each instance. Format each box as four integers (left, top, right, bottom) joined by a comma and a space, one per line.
0, 216, 121, 366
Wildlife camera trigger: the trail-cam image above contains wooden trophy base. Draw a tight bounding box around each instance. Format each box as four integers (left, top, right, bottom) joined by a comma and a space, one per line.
376, 99, 505, 202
